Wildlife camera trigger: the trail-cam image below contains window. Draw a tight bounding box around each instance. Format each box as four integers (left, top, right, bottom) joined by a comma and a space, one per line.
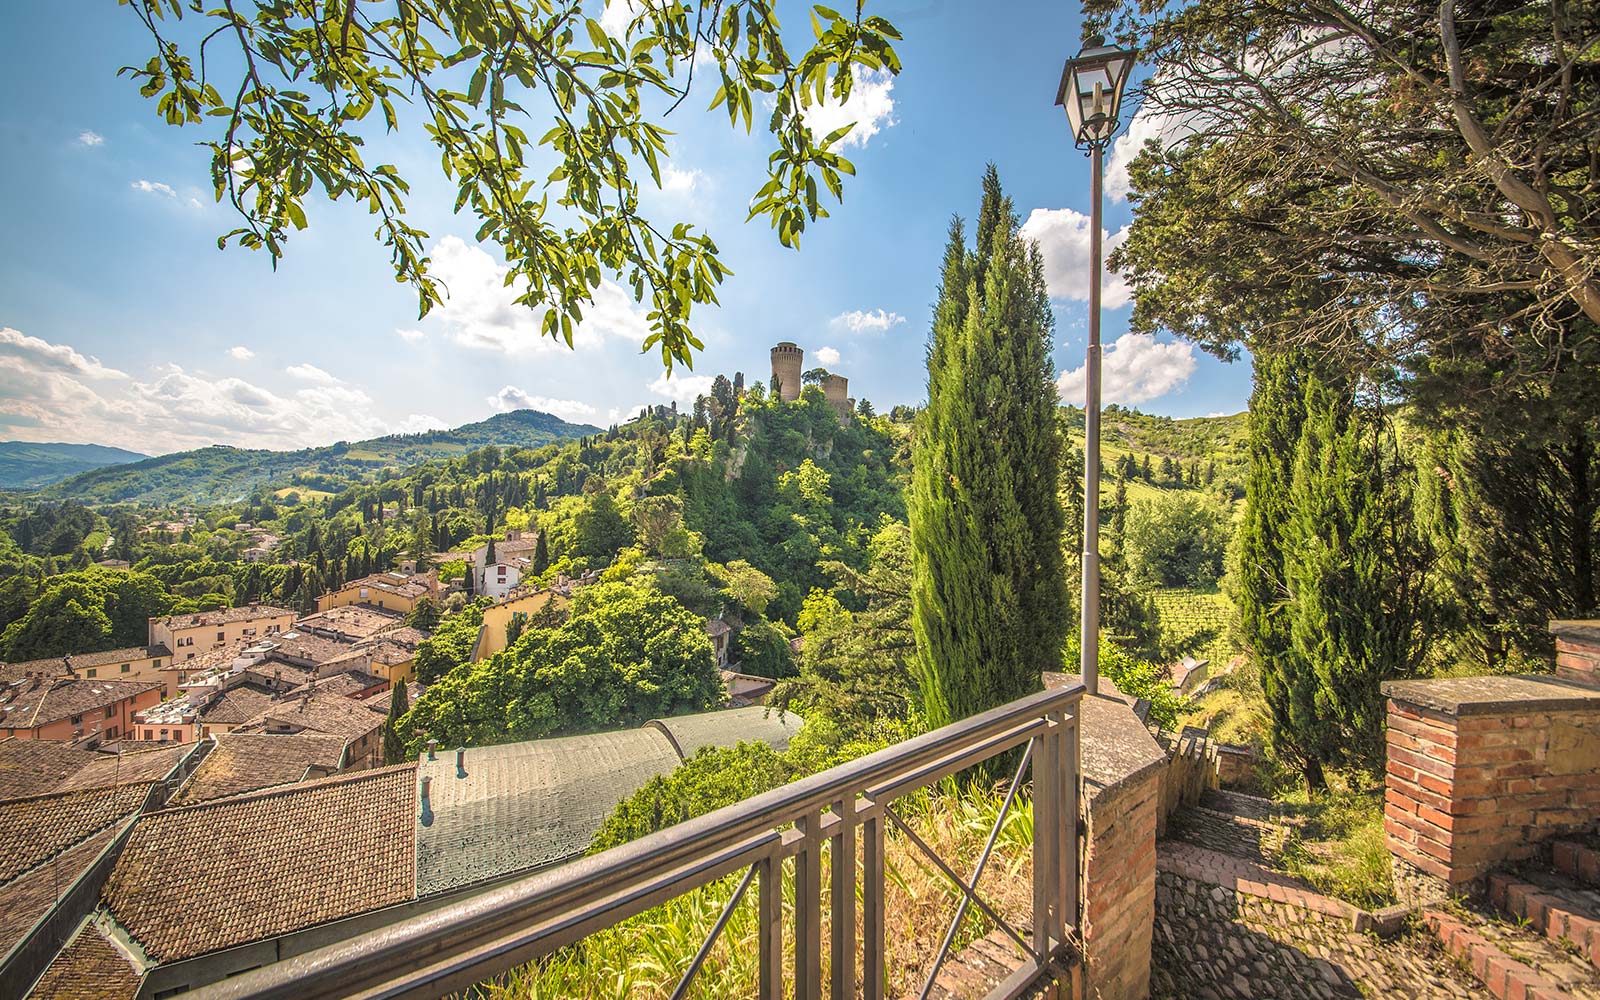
359, 588, 369, 599
152, 659, 161, 668
267, 625, 279, 635
106, 726, 118, 739
121, 663, 130, 673
144, 729, 154, 740
244, 628, 256, 637
216, 631, 225, 642
86, 668, 97, 678
71, 714, 82, 725
186, 653, 195, 661
105, 707, 114, 718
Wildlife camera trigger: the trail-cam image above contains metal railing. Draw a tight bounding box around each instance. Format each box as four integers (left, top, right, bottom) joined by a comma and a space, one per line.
185, 682, 1084, 1000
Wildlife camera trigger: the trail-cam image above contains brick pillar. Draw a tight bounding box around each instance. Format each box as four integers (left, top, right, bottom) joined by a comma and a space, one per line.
1061, 677, 1166, 1000
1383, 675, 1600, 893
1552, 620, 1600, 687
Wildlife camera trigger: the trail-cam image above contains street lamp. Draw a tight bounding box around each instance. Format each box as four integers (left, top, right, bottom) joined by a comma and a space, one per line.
1056, 35, 1135, 696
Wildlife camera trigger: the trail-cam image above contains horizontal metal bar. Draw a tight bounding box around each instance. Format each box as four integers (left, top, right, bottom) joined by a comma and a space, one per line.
184, 683, 1084, 1000
865, 719, 1046, 804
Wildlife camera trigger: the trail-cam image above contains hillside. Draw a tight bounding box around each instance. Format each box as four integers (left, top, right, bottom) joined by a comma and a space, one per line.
0, 442, 148, 489
40, 408, 600, 506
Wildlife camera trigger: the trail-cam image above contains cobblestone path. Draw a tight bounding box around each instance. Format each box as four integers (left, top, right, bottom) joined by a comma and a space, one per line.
1151, 792, 1486, 1000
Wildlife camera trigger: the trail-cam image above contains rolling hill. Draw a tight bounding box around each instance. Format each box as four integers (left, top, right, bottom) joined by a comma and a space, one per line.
0, 442, 149, 489
39, 408, 601, 506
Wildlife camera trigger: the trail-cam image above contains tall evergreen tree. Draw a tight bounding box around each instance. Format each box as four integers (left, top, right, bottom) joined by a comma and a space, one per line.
909, 167, 1069, 727
383, 679, 411, 766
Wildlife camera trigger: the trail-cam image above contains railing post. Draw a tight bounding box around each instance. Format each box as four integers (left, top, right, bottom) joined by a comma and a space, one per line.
796, 809, 824, 1000
831, 798, 857, 999
863, 809, 885, 1000
1032, 716, 1059, 961
1061, 711, 1080, 938
759, 852, 784, 1000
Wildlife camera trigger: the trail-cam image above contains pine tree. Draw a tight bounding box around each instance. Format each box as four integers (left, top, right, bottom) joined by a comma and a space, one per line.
533, 531, 550, 575
383, 679, 411, 765
909, 167, 1069, 727
1140, 455, 1153, 481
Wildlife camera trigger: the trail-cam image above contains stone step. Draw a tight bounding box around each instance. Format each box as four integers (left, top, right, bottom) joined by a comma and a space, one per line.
1158, 840, 1355, 921
1167, 805, 1288, 866
1426, 906, 1600, 1000
1552, 842, 1600, 890
1488, 868, 1600, 969
1200, 789, 1288, 823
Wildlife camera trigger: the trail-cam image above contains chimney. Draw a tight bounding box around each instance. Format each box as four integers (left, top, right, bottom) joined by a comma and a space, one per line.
426, 738, 438, 761
420, 774, 432, 801
456, 746, 466, 777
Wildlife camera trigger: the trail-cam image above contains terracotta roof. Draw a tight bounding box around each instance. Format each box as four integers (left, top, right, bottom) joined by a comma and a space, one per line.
3, 646, 169, 676
197, 683, 277, 726
259, 631, 347, 666
0, 678, 162, 730
333, 572, 434, 601
0, 739, 100, 801
295, 672, 383, 699
293, 606, 406, 642
170, 733, 349, 805
244, 692, 385, 741
103, 764, 417, 962
154, 605, 295, 630
26, 919, 142, 1000
0, 784, 149, 885
164, 639, 257, 675
1, 826, 125, 962
52, 745, 192, 793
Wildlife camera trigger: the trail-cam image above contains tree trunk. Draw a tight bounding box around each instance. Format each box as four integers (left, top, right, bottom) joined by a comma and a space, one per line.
1566, 426, 1597, 614
1303, 756, 1327, 794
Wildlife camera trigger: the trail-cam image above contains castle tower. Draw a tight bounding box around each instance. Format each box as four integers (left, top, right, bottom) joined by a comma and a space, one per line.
821, 373, 851, 420
770, 342, 803, 403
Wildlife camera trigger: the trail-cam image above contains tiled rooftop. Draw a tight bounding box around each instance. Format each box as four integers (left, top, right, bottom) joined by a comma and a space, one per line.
197, 682, 278, 725
0, 678, 162, 729
25, 919, 142, 1000
103, 764, 417, 962
0, 827, 123, 961
0, 739, 101, 801
2, 646, 170, 675
0, 784, 150, 885
169, 733, 348, 805
242, 691, 385, 740
154, 605, 295, 630
293, 605, 407, 642
52, 744, 193, 793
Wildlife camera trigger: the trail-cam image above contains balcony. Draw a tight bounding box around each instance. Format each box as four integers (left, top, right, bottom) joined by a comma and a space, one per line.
184, 682, 1087, 1000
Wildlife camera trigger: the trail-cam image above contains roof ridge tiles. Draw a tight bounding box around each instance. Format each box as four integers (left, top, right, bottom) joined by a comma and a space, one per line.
152, 760, 417, 816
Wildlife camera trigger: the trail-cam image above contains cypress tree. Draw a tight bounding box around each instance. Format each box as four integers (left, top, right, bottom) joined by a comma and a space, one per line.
383, 679, 411, 765
532, 530, 550, 575
909, 167, 1069, 727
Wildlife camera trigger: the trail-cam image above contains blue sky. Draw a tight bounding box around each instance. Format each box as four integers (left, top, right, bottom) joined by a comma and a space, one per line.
0, 0, 1251, 457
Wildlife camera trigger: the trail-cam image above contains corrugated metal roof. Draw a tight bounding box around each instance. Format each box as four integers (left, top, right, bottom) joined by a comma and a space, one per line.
646, 705, 800, 759
414, 728, 681, 897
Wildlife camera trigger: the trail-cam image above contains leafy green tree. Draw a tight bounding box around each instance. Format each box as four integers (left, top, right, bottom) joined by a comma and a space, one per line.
532, 531, 550, 576
574, 491, 633, 561
124, 0, 902, 369
731, 617, 797, 679
406, 597, 442, 632
0, 568, 184, 660
413, 600, 489, 682
590, 742, 796, 851
402, 581, 722, 750
383, 680, 411, 766
909, 168, 1069, 727
712, 560, 778, 616
1122, 492, 1229, 587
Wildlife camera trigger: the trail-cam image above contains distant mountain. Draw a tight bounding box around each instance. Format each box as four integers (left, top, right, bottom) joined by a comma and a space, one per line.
0, 442, 149, 489
39, 409, 601, 506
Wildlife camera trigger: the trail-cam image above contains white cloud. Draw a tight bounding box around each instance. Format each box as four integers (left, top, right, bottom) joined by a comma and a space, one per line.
1056, 333, 1197, 406
228, 346, 255, 361
77, 130, 104, 147
658, 164, 703, 198
285, 363, 341, 385
394, 413, 450, 433
646, 371, 715, 406
831, 309, 906, 333
803, 67, 897, 149
417, 236, 649, 355
815, 346, 841, 366
489, 385, 600, 424
1018, 208, 1132, 309
395, 328, 426, 343
0, 328, 428, 454
0, 328, 125, 379
599, 0, 639, 37
131, 179, 176, 198
1104, 101, 1201, 203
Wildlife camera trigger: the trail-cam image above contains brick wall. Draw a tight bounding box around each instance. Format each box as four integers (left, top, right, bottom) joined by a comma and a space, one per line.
1054, 673, 1167, 1000
1552, 620, 1600, 687
1383, 674, 1600, 890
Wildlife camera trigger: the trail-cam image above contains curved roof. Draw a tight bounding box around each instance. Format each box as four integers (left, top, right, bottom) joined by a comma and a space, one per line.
414, 728, 681, 897
647, 705, 801, 759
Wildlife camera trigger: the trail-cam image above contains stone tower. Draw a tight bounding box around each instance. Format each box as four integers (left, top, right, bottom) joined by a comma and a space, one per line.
821, 373, 851, 420
770, 342, 803, 403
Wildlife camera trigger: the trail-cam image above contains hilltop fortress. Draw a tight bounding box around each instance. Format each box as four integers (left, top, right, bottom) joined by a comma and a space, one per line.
769, 342, 854, 420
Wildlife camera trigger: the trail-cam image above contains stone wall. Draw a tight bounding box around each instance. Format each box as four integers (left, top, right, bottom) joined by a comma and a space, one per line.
1048, 674, 1166, 1000
1552, 620, 1600, 687
1382, 674, 1600, 890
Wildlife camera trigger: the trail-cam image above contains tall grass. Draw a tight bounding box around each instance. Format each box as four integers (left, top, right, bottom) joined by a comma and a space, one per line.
482, 779, 1038, 999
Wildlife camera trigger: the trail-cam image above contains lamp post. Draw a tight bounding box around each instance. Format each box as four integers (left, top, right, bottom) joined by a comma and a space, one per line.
1056, 35, 1135, 696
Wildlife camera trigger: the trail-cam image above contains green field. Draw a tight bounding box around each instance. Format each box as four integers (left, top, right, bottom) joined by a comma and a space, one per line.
1151, 587, 1241, 666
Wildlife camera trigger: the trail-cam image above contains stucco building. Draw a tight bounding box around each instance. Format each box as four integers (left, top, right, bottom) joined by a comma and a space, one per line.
149, 606, 296, 663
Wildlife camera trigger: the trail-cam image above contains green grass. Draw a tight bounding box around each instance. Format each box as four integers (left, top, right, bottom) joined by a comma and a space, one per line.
1275, 787, 1396, 909
1150, 587, 1241, 666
